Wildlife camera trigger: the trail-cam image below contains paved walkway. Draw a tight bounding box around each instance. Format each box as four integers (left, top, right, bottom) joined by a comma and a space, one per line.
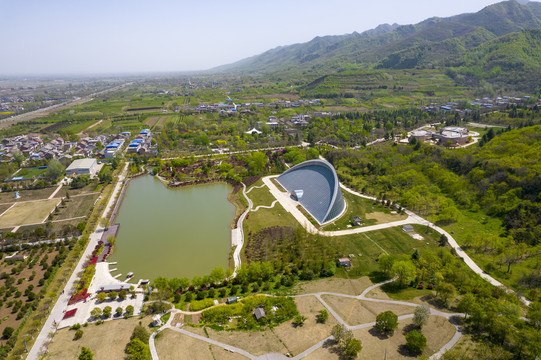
47, 183, 63, 200
262, 174, 530, 306
27, 163, 129, 360
231, 183, 251, 277
148, 278, 464, 360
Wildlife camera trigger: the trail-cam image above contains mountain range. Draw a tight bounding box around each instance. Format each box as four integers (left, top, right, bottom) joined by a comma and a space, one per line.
213, 0, 541, 90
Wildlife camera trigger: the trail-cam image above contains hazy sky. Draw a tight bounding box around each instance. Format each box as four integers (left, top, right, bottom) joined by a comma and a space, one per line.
1, 0, 508, 75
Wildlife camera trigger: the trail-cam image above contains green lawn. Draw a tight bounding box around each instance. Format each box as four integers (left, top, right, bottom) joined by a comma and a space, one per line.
14, 167, 46, 179
323, 190, 407, 231
246, 180, 275, 208
335, 224, 441, 278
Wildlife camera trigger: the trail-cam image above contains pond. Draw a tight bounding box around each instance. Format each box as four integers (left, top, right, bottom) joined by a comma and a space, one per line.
108, 176, 235, 281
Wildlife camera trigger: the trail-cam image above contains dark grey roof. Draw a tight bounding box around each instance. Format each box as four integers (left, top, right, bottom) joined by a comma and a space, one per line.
277, 159, 345, 224
254, 307, 266, 320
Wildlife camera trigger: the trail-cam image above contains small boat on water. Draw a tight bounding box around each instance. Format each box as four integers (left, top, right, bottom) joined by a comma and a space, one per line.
126, 272, 134, 279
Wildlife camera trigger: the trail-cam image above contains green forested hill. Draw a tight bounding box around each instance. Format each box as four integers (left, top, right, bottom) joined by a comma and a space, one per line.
448, 29, 541, 89
325, 125, 541, 291
214, 0, 541, 80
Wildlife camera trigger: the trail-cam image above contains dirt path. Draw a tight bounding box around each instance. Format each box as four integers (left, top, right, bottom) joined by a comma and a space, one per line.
78, 119, 103, 135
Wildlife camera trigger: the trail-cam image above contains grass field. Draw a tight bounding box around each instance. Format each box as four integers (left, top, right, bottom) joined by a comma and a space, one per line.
334, 224, 440, 278
46, 316, 151, 359
0, 187, 56, 204
55, 192, 99, 220
246, 181, 276, 209
0, 198, 59, 228
323, 191, 407, 231
243, 200, 298, 234
13, 167, 46, 179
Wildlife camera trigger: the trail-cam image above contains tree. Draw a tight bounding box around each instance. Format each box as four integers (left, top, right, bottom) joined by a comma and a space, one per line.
293, 314, 307, 327
79, 347, 94, 360
74, 329, 84, 340
439, 234, 448, 247
103, 306, 112, 318
378, 254, 395, 275
210, 267, 225, 284
375, 311, 398, 334
119, 290, 127, 300
116, 307, 123, 317
131, 325, 150, 344
108, 291, 117, 301
317, 309, 329, 323
392, 260, 416, 287
125, 338, 151, 360
90, 307, 102, 319
405, 330, 427, 354
413, 305, 430, 328
12, 151, 24, 167
2, 326, 14, 339
331, 324, 353, 347
457, 293, 476, 318
436, 282, 456, 307
125, 305, 134, 316
46, 159, 64, 180
97, 292, 107, 303
344, 338, 362, 359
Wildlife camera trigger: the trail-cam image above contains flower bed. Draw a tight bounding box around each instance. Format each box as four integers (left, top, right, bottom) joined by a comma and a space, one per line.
69, 244, 104, 305
63, 308, 77, 319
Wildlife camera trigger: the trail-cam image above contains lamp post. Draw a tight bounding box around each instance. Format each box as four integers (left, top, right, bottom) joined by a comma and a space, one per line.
23, 334, 30, 353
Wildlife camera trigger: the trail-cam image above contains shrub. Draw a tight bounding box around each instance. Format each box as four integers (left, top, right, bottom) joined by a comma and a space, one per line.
73, 329, 84, 340
375, 311, 398, 334
317, 309, 328, 323
131, 325, 150, 344
405, 330, 427, 354
190, 298, 214, 311
2, 327, 14, 339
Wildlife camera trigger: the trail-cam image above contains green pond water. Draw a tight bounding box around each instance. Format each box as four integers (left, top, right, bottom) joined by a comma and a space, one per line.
108, 176, 235, 281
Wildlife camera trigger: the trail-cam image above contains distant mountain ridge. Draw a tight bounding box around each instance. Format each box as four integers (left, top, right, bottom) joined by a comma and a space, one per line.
212, 0, 541, 77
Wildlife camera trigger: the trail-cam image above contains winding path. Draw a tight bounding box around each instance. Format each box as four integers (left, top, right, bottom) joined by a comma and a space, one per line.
262, 174, 529, 306
148, 278, 464, 360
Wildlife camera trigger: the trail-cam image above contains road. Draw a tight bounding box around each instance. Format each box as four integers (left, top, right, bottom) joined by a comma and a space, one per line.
148, 277, 464, 360
26, 163, 129, 359
0, 83, 131, 127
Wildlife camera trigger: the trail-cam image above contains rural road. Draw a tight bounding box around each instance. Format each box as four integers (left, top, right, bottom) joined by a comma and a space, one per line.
27, 163, 129, 360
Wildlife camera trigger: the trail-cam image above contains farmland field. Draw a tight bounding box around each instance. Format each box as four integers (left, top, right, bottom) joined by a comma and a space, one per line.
0, 199, 59, 228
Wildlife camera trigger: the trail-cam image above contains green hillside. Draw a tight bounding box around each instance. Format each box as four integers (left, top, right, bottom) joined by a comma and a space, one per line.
214, 0, 541, 93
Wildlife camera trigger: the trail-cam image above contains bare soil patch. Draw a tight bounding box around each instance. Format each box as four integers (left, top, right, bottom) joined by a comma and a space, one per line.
291, 277, 373, 296
273, 296, 338, 356
46, 316, 151, 359
156, 329, 248, 360
184, 326, 287, 356
321, 296, 414, 325
351, 316, 456, 359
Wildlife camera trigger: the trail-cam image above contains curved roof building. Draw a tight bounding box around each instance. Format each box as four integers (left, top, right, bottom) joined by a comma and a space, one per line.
276, 159, 345, 224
